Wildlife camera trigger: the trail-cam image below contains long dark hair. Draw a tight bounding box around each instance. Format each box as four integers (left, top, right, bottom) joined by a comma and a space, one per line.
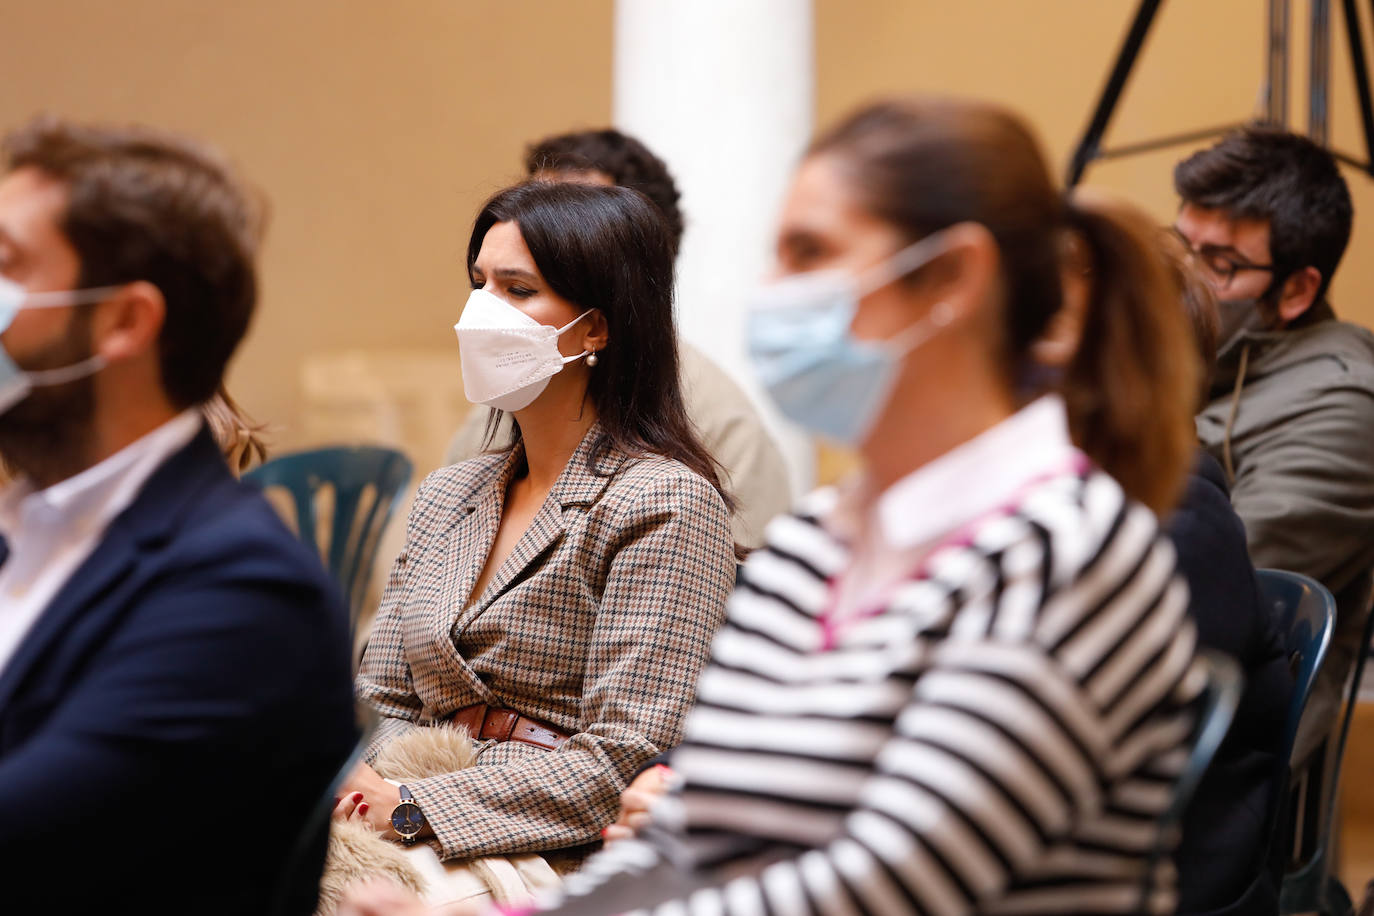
466, 181, 734, 513
810, 98, 1197, 514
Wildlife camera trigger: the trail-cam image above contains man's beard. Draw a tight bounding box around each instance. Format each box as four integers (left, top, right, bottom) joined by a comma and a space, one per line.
0, 312, 98, 487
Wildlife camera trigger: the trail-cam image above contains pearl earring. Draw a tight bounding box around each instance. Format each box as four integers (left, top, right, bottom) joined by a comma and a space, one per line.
586, 350, 599, 367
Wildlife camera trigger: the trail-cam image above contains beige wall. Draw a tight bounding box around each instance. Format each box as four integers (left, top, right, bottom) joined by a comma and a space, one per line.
2, 1, 1370, 453
0, 0, 614, 448
817, 0, 1374, 330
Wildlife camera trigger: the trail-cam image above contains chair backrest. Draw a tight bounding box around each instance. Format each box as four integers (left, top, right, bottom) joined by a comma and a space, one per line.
244, 445, 413, 629
1141, 649, 1245, 913
266, 705, 380, 916
1256, 569, 1337, 764
1253, 569, 1356, 916
1279, 579, 1374, 916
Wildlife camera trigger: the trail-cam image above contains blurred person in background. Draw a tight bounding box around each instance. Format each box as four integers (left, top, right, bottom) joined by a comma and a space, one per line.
1173, 126, 1374, 763
445, 129, 791, 550
1158, 232, 1292, 916
0, 116, 355, 914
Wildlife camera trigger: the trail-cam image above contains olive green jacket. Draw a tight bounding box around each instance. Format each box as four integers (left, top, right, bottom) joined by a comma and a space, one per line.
1198, 303, 1374, 747
1199, 303, 1374, 596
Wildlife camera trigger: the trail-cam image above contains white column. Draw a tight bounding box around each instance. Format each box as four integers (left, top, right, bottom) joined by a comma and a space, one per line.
614, 0, 815, 495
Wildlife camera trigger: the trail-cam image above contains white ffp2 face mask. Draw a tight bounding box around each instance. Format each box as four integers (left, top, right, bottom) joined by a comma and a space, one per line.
453, 287, 592, 412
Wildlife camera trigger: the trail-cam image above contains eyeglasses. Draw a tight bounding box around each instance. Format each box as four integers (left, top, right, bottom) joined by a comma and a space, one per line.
1170, 226, 1277, 288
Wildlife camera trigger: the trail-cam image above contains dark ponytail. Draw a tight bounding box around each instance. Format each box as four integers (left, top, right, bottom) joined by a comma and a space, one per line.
1061, 196, 1199, 514
811, 97, 1197, 514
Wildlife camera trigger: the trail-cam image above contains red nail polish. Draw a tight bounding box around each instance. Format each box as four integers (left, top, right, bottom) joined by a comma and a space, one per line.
353, 792, 364, 802
358, 803, 369, 814
653, 764, 673, 776
600, 827, 610, 837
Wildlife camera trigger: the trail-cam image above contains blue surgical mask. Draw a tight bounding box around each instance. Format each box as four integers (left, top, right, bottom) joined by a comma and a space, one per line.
0, 276, 117, 415
747, 232, 958, 446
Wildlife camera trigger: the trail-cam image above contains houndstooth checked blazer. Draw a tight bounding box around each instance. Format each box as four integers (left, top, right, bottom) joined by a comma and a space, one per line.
356, 425, 736, 861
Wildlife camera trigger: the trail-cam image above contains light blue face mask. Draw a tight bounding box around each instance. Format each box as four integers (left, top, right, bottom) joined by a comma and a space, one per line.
0, 276, 118, 415
747, 231, 958, 446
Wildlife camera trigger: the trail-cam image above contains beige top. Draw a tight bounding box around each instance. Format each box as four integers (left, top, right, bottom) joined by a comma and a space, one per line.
443, 340, 792, 549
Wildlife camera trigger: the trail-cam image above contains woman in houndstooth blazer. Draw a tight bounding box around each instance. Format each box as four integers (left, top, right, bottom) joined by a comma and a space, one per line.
341, 182, 739, 863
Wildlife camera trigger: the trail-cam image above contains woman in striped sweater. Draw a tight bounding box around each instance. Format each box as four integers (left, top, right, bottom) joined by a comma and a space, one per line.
344, 98, 1207, 916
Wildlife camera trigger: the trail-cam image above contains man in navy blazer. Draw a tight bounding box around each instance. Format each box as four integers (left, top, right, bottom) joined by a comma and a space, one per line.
0, 117, 356, 913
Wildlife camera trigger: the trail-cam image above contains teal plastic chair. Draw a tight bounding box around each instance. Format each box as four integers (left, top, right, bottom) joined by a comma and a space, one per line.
1235, 568, 1334, 915
1141, 649, 1244, 913
244, 446, 413, 630
266, 704, 380, 916
1273, 570, 1371, 916
1258, 570, 1338, 785
1169, 571, 1335, 915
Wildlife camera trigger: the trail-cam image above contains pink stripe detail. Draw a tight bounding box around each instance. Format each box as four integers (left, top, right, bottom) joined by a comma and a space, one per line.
817, 451, 1091, 651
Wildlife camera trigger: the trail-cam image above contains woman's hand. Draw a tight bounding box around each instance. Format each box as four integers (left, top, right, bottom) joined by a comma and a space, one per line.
337, 762, 404, 835
332, 791, 373, 826
603, 764, 674, 846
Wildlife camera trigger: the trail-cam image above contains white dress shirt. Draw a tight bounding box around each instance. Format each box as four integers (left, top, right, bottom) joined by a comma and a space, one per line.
0, 409, 203, 675
827, 394, 1082, 614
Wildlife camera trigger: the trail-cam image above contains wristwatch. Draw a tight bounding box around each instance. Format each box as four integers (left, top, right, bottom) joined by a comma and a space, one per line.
389, 785, 425, 845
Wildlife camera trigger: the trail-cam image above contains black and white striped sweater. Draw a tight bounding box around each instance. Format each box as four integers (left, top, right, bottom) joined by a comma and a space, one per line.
557, 465, 1203, 916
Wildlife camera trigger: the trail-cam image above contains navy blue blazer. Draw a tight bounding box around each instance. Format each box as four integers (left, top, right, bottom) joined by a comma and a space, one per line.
0, 426, 356, 914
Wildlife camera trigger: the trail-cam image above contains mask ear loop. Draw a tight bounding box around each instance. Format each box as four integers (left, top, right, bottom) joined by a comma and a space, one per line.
19, 286, 125, 308
883, 301, 958, 357
556, 308, 597, 366
850, 228, 962, 355
0, 285, 124, 335
853, 228, 956, 298
25, 354, 109, 386
0, 286, 117, 384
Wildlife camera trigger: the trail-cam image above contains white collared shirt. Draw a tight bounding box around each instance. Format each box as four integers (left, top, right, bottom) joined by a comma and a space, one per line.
0, 409, 203, 675
829, 395, 1079, 613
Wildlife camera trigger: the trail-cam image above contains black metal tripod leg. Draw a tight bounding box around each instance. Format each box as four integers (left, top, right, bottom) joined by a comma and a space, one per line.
1347, 0, 1374, 175
1066, 0, 1165, 186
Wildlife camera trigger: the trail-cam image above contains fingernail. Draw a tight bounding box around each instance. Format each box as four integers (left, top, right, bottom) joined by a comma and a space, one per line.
654, 764, 673, 775
353, 792, 364, 802
600, 827, 610, 837
358, 803, 369, 814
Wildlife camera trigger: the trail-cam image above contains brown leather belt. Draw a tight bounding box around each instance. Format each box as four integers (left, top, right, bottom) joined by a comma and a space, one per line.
448, 702, 570, 751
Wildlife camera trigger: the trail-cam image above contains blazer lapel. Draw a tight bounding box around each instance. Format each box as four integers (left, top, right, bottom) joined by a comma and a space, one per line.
466, 497, 566, 615
427, 461, 510, 696
455, 426, 626, 628
0, 427, 224, 711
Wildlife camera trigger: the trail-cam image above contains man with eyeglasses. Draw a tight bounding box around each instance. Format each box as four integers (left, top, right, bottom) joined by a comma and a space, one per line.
1173, 125, 1374, 764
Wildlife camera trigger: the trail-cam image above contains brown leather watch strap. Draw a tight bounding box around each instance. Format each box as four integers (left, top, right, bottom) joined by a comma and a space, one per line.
448, 702, 570, 751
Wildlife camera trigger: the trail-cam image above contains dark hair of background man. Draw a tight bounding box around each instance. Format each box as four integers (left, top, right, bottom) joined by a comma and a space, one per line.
3, 116, 263, 409
1174, 124, 1353, 304
524, 129, 685, 259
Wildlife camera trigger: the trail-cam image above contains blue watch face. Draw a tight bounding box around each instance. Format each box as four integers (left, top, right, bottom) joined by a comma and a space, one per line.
391, 802, 423, 835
